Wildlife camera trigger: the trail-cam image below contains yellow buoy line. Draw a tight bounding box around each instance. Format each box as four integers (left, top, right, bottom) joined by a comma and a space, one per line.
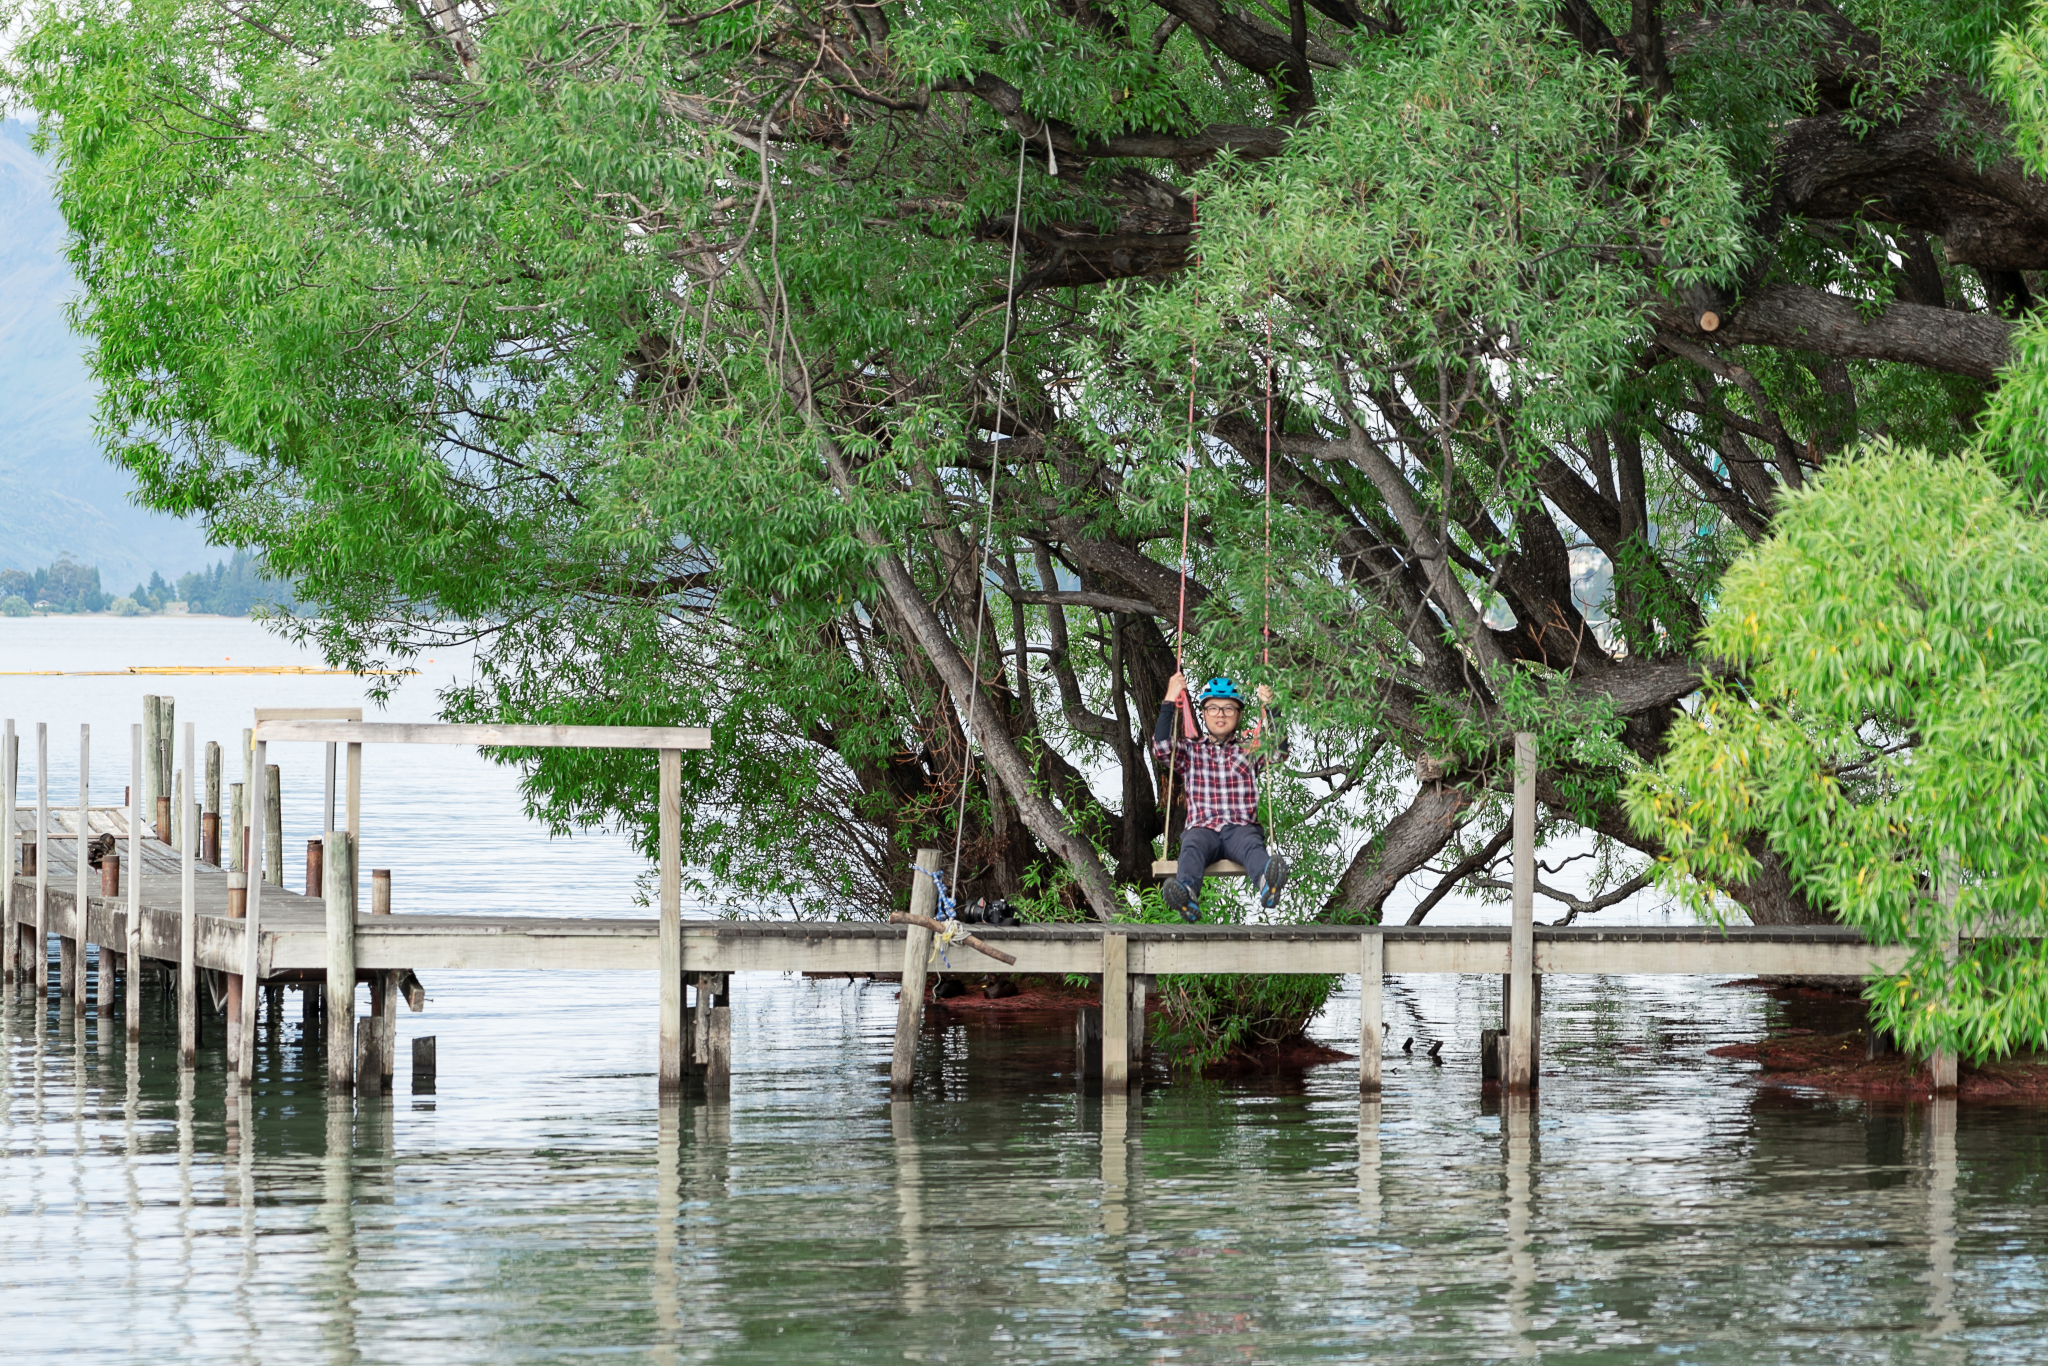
0, 666, 417, 676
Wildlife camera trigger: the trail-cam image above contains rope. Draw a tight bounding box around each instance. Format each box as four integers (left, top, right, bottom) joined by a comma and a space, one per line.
1260, 304, 1275, 832
1162, 191, 1199, 839
948, 130, 1031, 896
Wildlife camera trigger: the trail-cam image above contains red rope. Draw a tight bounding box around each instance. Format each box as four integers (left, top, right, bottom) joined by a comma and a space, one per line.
1163, 192, 1199, 835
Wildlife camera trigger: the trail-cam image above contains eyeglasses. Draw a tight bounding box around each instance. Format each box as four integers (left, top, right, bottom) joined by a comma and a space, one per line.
1200, 702, 1242, 717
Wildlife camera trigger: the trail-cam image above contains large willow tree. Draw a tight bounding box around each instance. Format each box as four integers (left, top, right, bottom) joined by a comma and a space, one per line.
7, 0, 2043, 924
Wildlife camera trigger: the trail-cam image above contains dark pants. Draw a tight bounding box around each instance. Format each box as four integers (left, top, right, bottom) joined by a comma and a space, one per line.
1176, 823, 1270, 902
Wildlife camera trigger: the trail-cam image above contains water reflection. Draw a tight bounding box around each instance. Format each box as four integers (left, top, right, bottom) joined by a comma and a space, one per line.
6, 971, 2048, 1360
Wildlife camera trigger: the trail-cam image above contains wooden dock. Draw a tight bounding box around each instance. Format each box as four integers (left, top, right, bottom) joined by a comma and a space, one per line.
3, 715, 1927, 1102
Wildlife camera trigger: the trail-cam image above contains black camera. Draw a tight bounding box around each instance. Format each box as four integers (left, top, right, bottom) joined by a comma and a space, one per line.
954, 897, 1019, 927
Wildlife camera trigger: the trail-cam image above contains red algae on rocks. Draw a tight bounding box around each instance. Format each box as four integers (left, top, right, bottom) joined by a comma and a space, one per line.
1710, 1030, 2048, 1103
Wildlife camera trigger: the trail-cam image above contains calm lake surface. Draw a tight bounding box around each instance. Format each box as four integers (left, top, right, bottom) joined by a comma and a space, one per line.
4, 618, 2046, 1363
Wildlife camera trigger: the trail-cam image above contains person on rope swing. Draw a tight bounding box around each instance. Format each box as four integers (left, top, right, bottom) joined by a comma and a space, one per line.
1152, 673, 1289, 922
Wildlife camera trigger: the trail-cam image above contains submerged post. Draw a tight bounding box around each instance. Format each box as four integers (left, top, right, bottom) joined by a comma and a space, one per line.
890, 848, 940, 1095
1360, 930, 1384, 1094
1506, 731, 1537, 1092
126, 724, 142, 1040
1102, 933, 1130, 1089
658, 748, 685, 1091
323, 828, 357, 1091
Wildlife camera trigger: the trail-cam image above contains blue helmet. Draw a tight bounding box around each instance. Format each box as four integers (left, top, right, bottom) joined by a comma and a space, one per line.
1195, 677, 1247, 707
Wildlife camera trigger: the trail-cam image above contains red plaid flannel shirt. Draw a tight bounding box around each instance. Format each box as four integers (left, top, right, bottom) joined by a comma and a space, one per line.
1152, 719, 1287, 831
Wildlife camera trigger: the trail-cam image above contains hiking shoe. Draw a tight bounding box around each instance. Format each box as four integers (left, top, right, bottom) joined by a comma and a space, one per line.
1161, 877, 1202, 923
1257, 854, 1290, 909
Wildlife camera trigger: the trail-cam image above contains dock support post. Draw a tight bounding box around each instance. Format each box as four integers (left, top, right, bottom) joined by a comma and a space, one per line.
1128, 972, 1152, 1073
225, 873, 247, 1070
3, 720, 15, 990
1931, 850, 1960, 1092
370, 869, 396, 1088
324, 827, 356, 1091
657, 748, 685, 1092
35, 723, 48, 998
1507, 731, 1537, 1092
707, 988, 731, 1096
180, 724, 199, 1067
1102, 933, 1130, 1090
263, 763, 283, 888
125, 724, 142, 1036
205, 740, 220, 825
237, 737, 264, 1084
74, 724, 90, 1013
889, 848, 940, 1095
1360, 931, 1383, 1094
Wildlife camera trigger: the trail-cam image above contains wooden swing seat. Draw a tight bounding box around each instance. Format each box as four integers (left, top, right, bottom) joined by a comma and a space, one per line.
1152, 859, 1247, 879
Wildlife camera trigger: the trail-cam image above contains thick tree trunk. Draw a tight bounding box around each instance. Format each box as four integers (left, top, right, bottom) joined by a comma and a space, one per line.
1319, 779, 1474, 924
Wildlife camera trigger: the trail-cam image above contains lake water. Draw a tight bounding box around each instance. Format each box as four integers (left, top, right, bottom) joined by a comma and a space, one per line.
4, 618, 2046, 1363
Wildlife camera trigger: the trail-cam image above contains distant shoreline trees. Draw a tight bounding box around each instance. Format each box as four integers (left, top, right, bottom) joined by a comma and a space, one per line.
0, 549, 293, 616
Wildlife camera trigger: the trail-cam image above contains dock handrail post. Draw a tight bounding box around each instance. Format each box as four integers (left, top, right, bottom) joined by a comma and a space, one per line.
658, 748, 685, 1092
2, 720, 14, 990
345, 741, 361, 885
75, 724, 90, 1012
323, 741, 336, 839
1507, 731, 1537, 1091
890, 848, 940, 1094
180, 723, 199, 1067
323, 826, 356, 1092
126, 724, 142, 1040
238, 737, 263, 1083
1360, 931, 1384, 1094
1103, 933, 1131, 1089
35, 723, 48, 998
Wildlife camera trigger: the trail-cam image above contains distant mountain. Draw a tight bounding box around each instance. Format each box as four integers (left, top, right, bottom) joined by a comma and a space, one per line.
0, 119, 214, 587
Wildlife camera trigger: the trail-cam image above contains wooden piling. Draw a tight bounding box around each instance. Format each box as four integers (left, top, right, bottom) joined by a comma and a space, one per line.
34, 723, 48, 998
74, 724, 90, 1012
224, 872, 247, 1070
1075, 1005, 1102, 1079
238, 737, 264, 1083
1129, 972, 1152, 1071
658, 748, 684, 1092
263, 764, 283, 887
706, 1000, 732, 1096
370, 869, 396, 1088
201, 812, 219, 866
1102, 933, 1130, 1089
1506, 731, 1537, 1092
156, 794, 170, 845
889, 848, 940, 1095
323, 828, 356, 1091
1360, 931, 1384, 1094
227, 783, 244, 873
1931, 850, 1960, 1092
126, 724, 142, 1040
412, 1035, 436, 1093
141, 696, 162, 816
2, 720, 15, 988
205, 740, 220, 819
180, 724, 199, 1067
306, 839, 324, 898
355, 1017, 387, 1095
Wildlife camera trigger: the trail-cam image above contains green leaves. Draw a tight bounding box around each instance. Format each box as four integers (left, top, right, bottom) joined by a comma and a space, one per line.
1630, 443, 2048, 1059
